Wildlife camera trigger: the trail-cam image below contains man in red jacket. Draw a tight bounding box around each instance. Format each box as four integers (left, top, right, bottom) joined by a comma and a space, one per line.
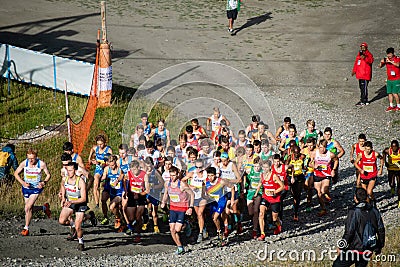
352, 42, 374, 106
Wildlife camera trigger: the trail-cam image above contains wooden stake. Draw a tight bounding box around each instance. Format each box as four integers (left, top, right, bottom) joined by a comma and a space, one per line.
101, 1, 107, 43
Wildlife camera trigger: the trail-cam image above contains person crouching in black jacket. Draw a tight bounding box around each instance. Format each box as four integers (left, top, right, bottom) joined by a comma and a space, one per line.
332, 187, 385, 267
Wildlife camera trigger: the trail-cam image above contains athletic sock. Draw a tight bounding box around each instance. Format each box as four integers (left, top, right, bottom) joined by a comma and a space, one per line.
390, 103, 394, 107
78, 237, 84, 244
24, 226, 29, 230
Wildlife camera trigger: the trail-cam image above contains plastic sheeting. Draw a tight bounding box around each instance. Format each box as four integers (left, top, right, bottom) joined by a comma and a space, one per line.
0, 43, 94, 96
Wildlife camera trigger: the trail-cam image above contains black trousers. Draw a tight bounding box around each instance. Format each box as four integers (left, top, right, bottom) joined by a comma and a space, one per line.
359, 79, 369, 103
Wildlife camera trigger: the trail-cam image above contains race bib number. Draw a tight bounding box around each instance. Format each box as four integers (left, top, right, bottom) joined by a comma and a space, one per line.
131, 186, 142, 193
68, 196, 78, 201
264, 189, 274, 196
294, 165, 301, 171
363, 165, 373, 172
357, 60, 361, 66
318, 165, 327, 170
111, 181, 121, 189
390, 70, 396, 76
251, 181, 259, 189
170, 194, 180, 202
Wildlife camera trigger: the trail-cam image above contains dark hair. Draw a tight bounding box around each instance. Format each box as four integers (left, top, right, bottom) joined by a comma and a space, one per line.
289, 124, 297, 132
66, 161, 78, 170
238, 129, 246, 135
324, 127, 332, 134
119, 144, 129, 151
165, 156, 173, 162
220, 136, 229, 144
306, 137, 316, 144
63, 141, 74, 151
191, 118, 199, 124
358, 134, 366, 140
206, 166, 216, 175
61, 152, 72, 162
355, 187, 368, 202
138, 135, 147, 142
386, 47, 395, 54
140, 113, 148, 118
251, 115, 260, 122
166, 146, 175, 153
186, 125, 193, 133
137, 144, 146, 151
261, 139, 269, 146
253, 140, 261, 147
144, 156, 154, 165
145, 140, 154, 148
391, 140, 399, 147
213, 150, 221, 157
130, 160, 140, 169
364, 141, 373, 148
284, 117, 291, 123
273, 153, 281, 160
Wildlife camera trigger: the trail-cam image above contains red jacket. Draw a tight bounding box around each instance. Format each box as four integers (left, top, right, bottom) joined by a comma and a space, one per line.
352, 50, 374, 81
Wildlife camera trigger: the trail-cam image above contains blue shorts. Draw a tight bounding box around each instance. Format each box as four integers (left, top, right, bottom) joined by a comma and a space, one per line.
110, 187, 124, 199
209, 197, 227, 215
169, 210, 185, 224
305, 173, 313, 181
146, 194, 159, 206
225, 191, 239, 201
22, 187, 43, 198
94, 164, 104, 176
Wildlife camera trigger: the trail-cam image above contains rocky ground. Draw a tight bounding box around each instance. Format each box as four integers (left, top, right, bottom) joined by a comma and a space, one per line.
0, 0, 400, 266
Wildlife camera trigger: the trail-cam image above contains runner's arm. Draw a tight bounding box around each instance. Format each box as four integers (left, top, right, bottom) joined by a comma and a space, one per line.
278, 138, 286, 152
273, 174, 284, 194
73, 178, 87, 204
349, 144, 356, 163
335, 141, 345, 158
160, 182, 169, 209
222, 115, 231, 127
41, 161, 51, 184
88, 146, 96, 164
142, 173, 150, 195
353, 153, 363, 173
377, 152, 384, 176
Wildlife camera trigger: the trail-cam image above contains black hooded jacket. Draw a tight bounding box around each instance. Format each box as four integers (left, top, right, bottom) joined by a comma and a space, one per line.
341, 202, 385, 253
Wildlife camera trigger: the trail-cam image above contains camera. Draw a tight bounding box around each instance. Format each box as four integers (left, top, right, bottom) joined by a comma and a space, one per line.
359, 50, 363, 56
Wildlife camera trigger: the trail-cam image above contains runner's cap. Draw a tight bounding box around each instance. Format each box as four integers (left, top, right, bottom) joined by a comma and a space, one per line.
360, 42, 368, 48
221, 152, 229, 159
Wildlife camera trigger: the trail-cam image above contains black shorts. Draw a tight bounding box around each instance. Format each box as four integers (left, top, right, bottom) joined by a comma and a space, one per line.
388, 170, 400, 181
227, 9, 238, 20
127, 192, 147, 207
70, 203, 88, 213
361, 177, 376, 185
260, 198, 280, 213
314, 176, 330, 183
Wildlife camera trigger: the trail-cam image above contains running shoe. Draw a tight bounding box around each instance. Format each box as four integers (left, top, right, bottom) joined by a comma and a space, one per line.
236, 222, 243, 234
114, 219, 121, 230
197, 233, 203, 243
385, 106, 395, 112
391, 188, 396, 196
133, 235, 141, 243
21, 229, 29, 236
317, 209, 327, 217
355, 102, 365, 107
257, 234, 265, 241
175, 246, 185, 255
153, 225, 160, 234
124, 228, 133, 236
223, 227, 229, 238
89, 211, 97, 226
77, 243, 85, 251
117, 225, 127, 233
274, 223, 282, 235
395, 106, 400, 111
202, 228, 208, 239
324, 193, 332, 202
43, 203, 51, 219
100, 217, 109, 225
184, 221, 192, 237
252, 230, 258, 239
293, 215, 299, 222
365, 102, 370, 106
67, 227, 77, 241
142, 223, 147, 231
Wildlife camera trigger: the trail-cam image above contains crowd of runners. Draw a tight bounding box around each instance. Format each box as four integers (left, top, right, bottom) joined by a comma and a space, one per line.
13, 109, 400, 253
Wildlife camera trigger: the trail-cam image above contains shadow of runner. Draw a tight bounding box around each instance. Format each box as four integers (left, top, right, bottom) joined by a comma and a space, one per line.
233, 12, 273, 35
369, 85, 387, 104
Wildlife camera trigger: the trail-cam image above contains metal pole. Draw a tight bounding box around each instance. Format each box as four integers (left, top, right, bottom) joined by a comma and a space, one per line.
101, 1, 107, 43
53, 55, 57, 99
64, 80, 72, 142
6, 45, 11, 95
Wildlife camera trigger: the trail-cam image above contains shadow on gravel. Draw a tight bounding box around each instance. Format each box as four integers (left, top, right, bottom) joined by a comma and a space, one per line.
369, 85, 387, 104
233, 12, 273, 35
0, 13, 130, 62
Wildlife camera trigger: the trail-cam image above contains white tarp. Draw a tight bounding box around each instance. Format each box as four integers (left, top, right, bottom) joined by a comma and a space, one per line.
0, 43, 94, 96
